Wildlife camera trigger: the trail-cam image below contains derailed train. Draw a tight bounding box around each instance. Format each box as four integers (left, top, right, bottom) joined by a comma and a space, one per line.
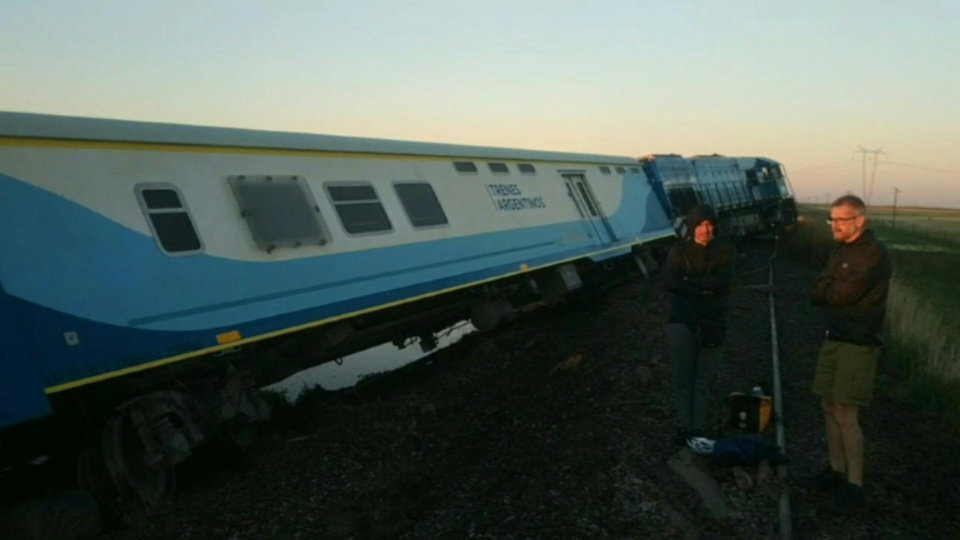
0, 112, 795, 511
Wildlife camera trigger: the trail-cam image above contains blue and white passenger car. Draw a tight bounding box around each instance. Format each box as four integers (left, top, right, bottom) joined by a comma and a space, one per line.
0, 112, 675, 509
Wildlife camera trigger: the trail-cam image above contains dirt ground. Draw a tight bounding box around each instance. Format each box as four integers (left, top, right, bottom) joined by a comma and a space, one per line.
95, 238, 960, 539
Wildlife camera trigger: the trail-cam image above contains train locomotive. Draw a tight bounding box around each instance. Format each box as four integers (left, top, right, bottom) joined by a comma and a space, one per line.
0, 112, 795, 515
642, 153, 797, 237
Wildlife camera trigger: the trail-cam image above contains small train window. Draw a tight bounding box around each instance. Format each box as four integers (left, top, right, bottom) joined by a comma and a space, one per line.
629, 167, 640, 173
599, 166, 612, 174
615, 166, 626, 174
518, 163, 536, 175
454, 161, 478, 173
229, 175, 330, 253
325, 182, 393, 235
488, 162, 509, 174
135, 184, 203, 255
394, 182, 448, 228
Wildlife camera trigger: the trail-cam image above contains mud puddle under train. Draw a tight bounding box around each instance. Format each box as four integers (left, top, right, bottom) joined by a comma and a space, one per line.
267, 321, 477, 402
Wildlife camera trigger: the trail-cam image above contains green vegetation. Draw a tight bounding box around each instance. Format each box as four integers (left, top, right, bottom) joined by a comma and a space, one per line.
789, 205, 960, 426
871, 206, 960, 246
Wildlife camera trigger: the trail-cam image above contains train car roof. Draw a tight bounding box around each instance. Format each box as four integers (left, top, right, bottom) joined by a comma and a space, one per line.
0, 111, 639, 165
644, 154, 780, 165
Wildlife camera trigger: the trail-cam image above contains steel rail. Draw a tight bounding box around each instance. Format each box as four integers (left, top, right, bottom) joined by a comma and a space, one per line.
768, 234, 793, 540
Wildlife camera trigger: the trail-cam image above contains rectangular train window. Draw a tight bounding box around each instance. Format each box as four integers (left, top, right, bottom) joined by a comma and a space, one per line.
454, 161, 478, 173
488, 162, 509, 174
325, 183, 393, 235
394, 182, 448, 228
615, 166, 626, 174
135, 184, 203, 255
599, 166, 612, 174
518, 163, 536, 175
228, 175, 330, 253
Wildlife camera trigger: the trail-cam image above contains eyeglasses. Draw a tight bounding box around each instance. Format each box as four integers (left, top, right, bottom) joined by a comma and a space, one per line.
825, 215, 862, 225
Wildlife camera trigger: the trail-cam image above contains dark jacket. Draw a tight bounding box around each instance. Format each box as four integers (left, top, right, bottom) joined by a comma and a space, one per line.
810, 229, 891, 346
663, 206, 736, 345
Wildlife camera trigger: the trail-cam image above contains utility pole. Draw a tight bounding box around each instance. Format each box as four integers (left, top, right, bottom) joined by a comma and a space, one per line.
891, 187, 901, 229
855, 146, 885, 204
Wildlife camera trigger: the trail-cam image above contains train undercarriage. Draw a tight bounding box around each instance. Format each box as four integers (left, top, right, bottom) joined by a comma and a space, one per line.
0, 249, 659, 531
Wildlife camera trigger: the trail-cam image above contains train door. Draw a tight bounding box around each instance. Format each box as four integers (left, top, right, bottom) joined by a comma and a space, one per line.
562, 174, 616, 243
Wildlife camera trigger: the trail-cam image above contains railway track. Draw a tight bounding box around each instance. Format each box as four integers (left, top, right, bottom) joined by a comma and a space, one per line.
5, 238, 960, 539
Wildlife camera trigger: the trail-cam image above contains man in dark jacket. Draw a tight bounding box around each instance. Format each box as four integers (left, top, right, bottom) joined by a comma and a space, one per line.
808, 194, 891, 514
663, 205, 736, 445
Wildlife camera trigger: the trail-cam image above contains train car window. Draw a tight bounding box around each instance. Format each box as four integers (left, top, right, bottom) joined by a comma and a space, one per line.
599, 166, 612, 174
454, 161, 478, 173
518, 163, 537, 175
325, 182, 393, 235
615, 166, 626, 174
135, 184, 203, 255
488, 162, 509, 174
228, 175, 331, 252
629, 167, 640, 173
394, 182, 448, 228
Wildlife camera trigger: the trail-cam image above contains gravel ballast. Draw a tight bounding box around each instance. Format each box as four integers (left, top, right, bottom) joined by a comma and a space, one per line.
97, 239, 960, 539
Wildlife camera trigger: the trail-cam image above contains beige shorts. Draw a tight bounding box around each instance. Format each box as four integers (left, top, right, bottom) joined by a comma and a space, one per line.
812, 340, 880, 407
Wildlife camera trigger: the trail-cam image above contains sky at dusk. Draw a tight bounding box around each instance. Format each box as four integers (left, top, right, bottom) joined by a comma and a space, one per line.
3, 1, 959, 207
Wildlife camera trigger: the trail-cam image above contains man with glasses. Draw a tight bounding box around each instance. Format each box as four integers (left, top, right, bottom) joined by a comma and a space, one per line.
808, 194, 892, 514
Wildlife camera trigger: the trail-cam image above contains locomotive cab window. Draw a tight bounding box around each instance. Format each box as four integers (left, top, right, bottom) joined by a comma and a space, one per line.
394, 182, 448, 228
135, 184, 203, 255
326, 182, 393, 235
228, 175, 331, 253
518, 163, 536, 175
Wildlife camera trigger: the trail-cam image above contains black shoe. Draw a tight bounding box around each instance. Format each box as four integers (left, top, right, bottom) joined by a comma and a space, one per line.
825, 481, 865, 514
804, 465, 844, 491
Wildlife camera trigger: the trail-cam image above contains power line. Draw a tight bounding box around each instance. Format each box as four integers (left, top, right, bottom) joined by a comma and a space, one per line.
878, 161, 960, 175
788, 159, 858, 172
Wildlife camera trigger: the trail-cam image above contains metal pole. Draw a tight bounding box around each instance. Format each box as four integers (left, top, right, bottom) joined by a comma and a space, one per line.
860, 148, 867, 201
892, 188, 900, 230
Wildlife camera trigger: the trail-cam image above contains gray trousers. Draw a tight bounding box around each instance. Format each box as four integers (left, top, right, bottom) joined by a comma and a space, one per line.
667, 323, 722, 433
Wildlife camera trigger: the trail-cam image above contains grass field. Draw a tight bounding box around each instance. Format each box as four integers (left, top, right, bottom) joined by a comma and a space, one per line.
804, 204, 960, 246
790, 205, 960, 423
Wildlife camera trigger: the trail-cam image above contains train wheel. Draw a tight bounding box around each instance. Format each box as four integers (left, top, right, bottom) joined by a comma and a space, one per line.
76, 447, 115, 513
100, 413, 175, 523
